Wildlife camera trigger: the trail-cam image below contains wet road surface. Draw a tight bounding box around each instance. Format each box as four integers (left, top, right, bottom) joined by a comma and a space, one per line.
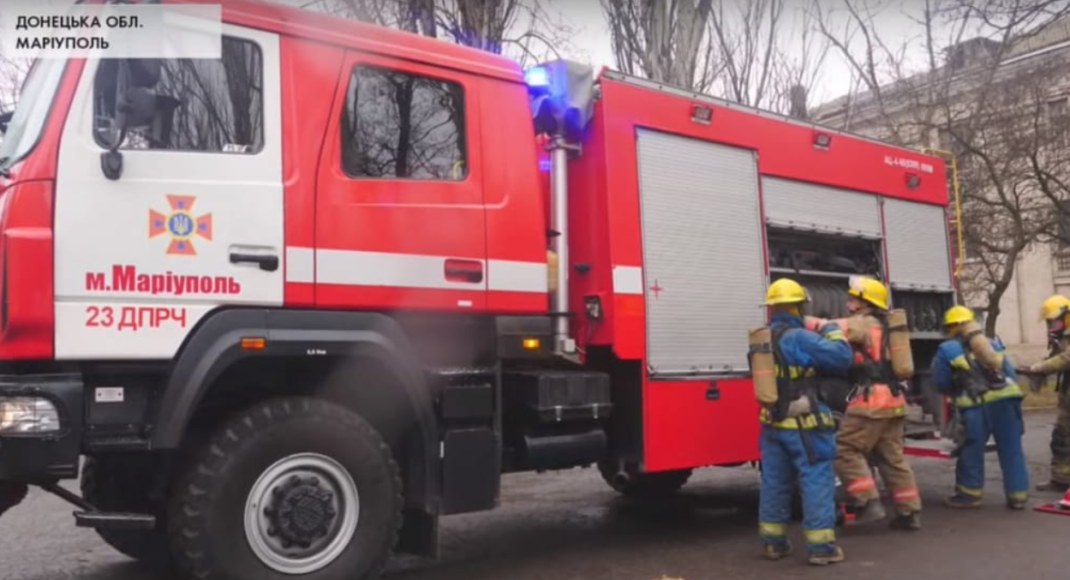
3, 409, 1069, 580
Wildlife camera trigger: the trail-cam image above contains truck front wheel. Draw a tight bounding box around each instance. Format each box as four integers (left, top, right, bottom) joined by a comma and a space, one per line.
167, 397, 403, 580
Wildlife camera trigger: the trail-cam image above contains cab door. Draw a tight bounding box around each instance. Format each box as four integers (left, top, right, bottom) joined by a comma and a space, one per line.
314, 51, 487, 313
52, 23, 284, 360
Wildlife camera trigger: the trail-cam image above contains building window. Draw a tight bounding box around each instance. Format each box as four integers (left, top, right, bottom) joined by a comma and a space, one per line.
1059, 200, 1070, 251
93, 37, 264, 154
341, 65, 468, 181
1056, 252, 1070, 274
937, 125, 971, 167
1049, 97, 1069, 145
1050, 97, 1069, 120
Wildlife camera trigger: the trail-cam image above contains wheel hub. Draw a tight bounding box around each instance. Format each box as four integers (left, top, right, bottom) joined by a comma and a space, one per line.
265, 476, 337, 548
244, 454, 361, 575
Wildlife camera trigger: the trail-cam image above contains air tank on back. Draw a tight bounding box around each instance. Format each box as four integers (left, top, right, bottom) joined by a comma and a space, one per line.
887, 308, 915, 379
749, 327, 778, 406
960, 320, 1004, 371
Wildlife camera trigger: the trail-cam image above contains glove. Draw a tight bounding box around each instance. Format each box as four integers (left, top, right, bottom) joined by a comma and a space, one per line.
1027, 373, 1046, 393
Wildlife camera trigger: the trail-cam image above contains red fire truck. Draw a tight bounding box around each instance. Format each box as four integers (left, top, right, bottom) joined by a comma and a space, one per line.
0, 0, 958, 578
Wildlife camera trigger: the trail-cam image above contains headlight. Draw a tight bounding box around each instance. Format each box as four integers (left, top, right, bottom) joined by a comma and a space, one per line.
0, 397, 61, 434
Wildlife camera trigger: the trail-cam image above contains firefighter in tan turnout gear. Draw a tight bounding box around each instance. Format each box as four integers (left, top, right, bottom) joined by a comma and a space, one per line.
808, 276, 921, 530
1020, 294, 1070, 493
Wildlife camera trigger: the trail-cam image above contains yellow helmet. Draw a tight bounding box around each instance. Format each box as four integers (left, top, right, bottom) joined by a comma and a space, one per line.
944, 305, 976, 327
1039, 294, 1070, 322
765, 278, 809, 305
848, 275, 889, 310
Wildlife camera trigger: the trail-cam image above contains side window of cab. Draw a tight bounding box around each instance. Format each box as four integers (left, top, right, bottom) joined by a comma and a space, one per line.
92, 36, 265, 155
340, 64, 468, 181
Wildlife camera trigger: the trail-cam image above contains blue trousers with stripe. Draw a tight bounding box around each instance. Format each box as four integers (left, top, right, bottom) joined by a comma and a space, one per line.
759, 411, 838, 553
956, 397, 1029, 501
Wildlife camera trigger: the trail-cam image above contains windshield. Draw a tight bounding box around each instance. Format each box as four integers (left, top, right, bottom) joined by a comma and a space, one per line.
0, 58, 68, 171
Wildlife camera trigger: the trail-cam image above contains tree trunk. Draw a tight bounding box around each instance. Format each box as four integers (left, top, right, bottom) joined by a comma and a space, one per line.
985, 248, 1022, 337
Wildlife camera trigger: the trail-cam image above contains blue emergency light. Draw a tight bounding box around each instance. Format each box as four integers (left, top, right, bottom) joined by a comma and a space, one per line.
525, 66, 551, 90
522, 60, 596, 141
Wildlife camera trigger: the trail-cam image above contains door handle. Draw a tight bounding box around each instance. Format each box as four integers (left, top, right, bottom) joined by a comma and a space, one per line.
444, 259, 483, 284
230, 252, 279, 272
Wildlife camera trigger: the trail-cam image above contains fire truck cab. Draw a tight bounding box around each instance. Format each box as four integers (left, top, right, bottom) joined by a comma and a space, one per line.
0, 1, 957, 579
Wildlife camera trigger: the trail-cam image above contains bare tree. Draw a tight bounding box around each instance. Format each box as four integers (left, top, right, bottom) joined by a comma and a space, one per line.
811, 0, 1070, 335
601, 0, 716, 92
0, 7, 30, 118
300, 0, 575, 68
602, 0, 830, 115
708, 0, 831, 114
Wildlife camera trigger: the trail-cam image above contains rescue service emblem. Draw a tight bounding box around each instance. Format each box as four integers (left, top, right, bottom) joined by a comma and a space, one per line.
149, 195, 213, 256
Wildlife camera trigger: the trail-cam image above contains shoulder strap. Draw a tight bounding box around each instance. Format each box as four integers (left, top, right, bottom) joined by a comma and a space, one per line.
771, 325, 790, 371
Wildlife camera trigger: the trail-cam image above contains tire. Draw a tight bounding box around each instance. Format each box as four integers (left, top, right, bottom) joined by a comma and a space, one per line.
167, 397, 403, 580
598, 461, 692, 498
80, 456, 173, 568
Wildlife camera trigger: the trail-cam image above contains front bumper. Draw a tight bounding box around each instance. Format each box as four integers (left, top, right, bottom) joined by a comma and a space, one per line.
0, 374, 84, 481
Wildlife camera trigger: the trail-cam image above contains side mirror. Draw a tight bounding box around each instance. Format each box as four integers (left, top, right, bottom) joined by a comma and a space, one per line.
127, 59, 162, 88
99, 58, 176, 181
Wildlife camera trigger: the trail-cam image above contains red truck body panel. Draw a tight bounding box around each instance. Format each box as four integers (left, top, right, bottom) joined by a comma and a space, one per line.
566, 73, 950, 470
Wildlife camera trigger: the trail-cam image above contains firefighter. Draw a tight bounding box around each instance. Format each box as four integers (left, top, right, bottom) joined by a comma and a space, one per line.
931, 305, 1029, 509
757, 278, 853, 566
809, 276, 922, 530
1020, 294, 1070, 493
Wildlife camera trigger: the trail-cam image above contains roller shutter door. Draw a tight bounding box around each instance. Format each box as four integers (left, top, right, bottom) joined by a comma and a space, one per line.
636, 128, 766, 376
884, 198, 953, 290
762, 177, 882, 239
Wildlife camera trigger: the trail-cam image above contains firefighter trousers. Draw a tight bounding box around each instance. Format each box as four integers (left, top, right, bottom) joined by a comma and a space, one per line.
835, 414, 921, 515
758, 419, 838, 554
954, 397, 1029, 501
1051, 388, 1070, 486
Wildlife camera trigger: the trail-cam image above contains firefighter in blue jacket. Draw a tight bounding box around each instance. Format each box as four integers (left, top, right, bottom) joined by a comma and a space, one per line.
931, 306, 1029, 509
757, 278, 854, 566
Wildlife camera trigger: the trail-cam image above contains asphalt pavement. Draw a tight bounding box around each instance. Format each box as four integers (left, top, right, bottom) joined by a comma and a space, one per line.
3, 409, 1069, 580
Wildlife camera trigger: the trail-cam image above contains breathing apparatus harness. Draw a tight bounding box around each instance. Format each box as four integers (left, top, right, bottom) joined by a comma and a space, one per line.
769, 324, 834, 429
950, 327, 1008, 405
848, 313, 905, 401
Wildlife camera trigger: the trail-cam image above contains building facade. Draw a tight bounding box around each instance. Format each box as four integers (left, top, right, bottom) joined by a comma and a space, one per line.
811, 19, 1070, 359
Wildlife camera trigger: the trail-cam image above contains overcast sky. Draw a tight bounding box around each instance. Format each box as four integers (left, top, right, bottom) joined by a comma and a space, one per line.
544, 0, 944, 106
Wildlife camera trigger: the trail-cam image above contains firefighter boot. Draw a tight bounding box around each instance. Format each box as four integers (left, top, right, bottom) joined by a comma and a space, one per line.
763, 541, 792, 561
889, 511, 921, 531
1035, 480, 1069, 493
944, 493, 982, 509
1006, 497, 1028, 510
808, 545, 845, 566
853, 499, 886, 524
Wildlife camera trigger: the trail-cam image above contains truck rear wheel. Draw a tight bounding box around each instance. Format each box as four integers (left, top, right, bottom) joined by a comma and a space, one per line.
167, 397, 403, 580
80, 455, 172, 568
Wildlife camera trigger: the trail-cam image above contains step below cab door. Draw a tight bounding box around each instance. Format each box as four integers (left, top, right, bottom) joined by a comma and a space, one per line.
53, 23, 284, 359
314, 51, 488, 313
